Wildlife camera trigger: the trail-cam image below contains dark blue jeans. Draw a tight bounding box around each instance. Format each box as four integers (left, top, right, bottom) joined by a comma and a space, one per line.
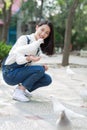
2, 62, 52, 92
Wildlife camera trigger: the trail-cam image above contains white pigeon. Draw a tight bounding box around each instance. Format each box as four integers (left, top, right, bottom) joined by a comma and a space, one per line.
66, 66, 75, 79
56, 110, 72, 130
5, 39, 44, 65
15, 38, 44, 56
51, 96, 85, 118
80, 89, 87, 107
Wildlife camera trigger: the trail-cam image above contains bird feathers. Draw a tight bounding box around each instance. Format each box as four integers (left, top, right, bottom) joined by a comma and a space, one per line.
56, 110, 72, 130
51, 96, 85, 118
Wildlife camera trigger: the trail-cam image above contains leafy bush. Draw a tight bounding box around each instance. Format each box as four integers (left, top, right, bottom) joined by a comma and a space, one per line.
0, 41, 12, 64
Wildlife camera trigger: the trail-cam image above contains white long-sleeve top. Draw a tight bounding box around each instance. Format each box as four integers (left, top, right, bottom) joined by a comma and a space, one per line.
5, 33, 43, 65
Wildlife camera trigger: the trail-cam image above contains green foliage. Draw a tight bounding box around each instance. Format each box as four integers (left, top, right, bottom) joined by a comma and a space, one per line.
54, 28, 64, 48
20, 0, 38, 23
0, 41, 12, 61
6, 0, 12, 9
49, 0, 87, 50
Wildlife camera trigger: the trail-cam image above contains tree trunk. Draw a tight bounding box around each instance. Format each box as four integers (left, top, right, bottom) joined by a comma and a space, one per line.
62, 0, 79, 66
1, 0, 13, 43
40, 0, 44, 20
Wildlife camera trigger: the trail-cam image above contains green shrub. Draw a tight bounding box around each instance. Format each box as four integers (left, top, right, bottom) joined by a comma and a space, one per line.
0, 41, 12, 63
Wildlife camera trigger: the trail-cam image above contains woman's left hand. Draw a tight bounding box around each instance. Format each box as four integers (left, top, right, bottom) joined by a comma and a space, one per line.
43, 65, 48, 71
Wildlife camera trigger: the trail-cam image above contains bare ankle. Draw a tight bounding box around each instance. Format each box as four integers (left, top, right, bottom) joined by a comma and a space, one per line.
18, 83, 25, 91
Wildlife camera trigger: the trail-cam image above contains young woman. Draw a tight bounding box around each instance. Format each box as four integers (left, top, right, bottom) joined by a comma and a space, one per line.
2, 20, 54, 102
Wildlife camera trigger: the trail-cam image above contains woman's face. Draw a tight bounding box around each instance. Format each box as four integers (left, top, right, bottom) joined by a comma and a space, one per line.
34, 24, 51, 40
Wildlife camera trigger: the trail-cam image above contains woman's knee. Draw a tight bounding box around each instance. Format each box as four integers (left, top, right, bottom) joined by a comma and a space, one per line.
37, 66, 45, 76
45, 74, 52, 86
48, 76, 52, 85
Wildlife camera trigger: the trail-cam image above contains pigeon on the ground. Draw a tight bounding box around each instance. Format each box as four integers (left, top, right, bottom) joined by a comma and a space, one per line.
56, 110, 72, 130
66, 66, 75, 79
80, 89, 87, 107
51, 96, 85, 118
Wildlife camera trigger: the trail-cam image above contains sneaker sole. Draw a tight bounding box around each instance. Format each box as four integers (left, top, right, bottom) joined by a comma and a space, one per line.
13, 97, 30, 102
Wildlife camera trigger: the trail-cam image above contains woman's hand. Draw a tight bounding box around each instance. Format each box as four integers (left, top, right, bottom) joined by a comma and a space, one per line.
26, 55, 41, 62
43, 65, 48, 71
37, 39, 44, 44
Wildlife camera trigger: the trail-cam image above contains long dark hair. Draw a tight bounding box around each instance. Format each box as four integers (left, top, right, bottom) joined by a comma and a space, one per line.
36, 20, 54, 55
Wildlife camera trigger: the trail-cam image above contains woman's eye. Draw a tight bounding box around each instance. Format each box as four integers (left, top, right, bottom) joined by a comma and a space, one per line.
41, 28, 44, 31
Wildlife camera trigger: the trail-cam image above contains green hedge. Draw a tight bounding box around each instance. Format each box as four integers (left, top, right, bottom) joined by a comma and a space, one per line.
0, 41, 12, 65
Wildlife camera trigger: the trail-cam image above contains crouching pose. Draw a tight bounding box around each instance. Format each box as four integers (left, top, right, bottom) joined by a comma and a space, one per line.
1, 20, 54, 102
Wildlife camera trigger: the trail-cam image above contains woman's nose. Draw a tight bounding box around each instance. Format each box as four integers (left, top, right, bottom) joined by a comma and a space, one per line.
41, 32, 45, 38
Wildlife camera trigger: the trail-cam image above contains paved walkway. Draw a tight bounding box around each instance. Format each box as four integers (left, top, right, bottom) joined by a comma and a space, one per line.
0, 54, 87, 130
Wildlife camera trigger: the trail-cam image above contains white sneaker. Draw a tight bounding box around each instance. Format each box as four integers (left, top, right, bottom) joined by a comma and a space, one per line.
24, 90, 32, 98
13, 88, 30, 102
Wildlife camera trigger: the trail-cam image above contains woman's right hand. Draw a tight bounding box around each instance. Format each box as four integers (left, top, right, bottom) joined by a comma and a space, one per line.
26, 55, 41, 62
37, 39, 44, 44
